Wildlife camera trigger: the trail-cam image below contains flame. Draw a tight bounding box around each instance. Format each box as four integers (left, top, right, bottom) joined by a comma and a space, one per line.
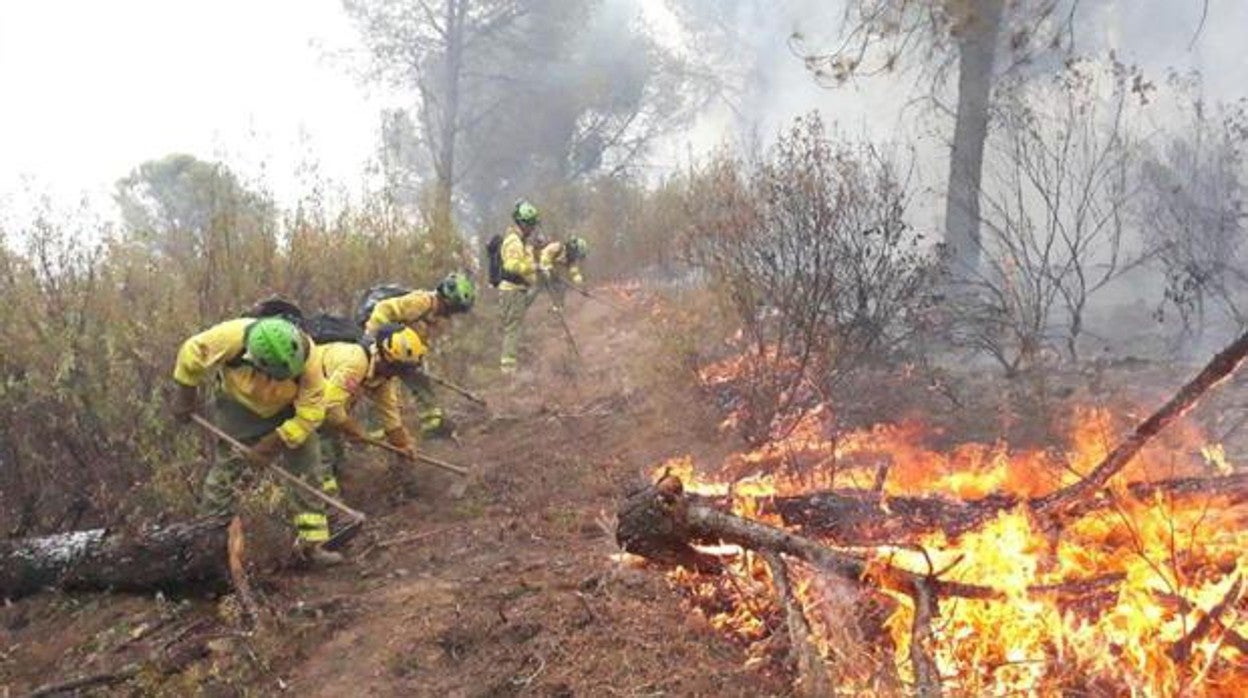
653, 374, 1247, 695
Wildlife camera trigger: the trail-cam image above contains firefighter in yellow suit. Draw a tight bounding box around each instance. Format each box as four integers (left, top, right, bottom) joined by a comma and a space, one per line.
361, 273, 476, 437
538, 236, 589, 312
317, 324, 425, 495
499, 200, 541, 373
171, 316, 342, 567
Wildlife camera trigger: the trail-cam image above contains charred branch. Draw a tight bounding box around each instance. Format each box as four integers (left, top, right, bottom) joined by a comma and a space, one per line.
1036, 330, 1248, 516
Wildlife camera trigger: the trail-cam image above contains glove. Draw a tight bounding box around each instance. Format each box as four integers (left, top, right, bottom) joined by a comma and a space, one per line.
570, 271, 584, 285
247, 431, 286, 467
172, 383, 198, 423
336, 418, 369, 444
384, 427, 416, 458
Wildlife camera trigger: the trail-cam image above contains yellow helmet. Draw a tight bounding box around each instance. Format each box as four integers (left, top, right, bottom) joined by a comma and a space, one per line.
376, 325, 427, 365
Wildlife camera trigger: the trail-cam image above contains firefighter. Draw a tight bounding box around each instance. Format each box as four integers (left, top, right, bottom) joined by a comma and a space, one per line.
539, 236, 589, 312
171, 316, 342, 566
317, 324, 425, 495
361, 272, 476, 438
498, 200, 541, 373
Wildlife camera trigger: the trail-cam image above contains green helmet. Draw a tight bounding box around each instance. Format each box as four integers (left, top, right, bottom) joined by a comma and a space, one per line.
566, 236, 588, 262
513, 200, 539, 226
436, 271, 476, 312
244, 317, 307, 380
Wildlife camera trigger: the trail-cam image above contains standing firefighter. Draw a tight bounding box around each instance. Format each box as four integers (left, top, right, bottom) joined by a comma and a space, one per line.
318, 324, 425, 495
495, 200, 541, 373
171, 316, 342, 566
539, 236, 589, 312
360, 272, 476, 438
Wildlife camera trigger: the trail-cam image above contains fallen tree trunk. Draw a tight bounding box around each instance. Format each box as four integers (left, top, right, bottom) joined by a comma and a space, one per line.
619, 477, 998, 601
763, 472, 1248, 545
0, 518, 231, 601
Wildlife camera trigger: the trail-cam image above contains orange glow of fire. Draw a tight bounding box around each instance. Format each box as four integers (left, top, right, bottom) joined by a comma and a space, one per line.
653, 398, 1248, 695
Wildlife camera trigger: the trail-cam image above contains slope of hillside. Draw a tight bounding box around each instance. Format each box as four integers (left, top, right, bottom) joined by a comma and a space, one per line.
0, 289, 787, 697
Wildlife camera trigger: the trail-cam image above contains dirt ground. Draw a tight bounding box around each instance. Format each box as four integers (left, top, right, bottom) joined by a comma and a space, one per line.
0, 289, 791, 697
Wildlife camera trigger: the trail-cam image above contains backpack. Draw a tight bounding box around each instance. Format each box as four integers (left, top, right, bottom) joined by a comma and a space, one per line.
485, 233, 528, 288
355, 284, 411, 327
247, 296, 304, 326
304, 313, 364, 345
486, 234, 505, 288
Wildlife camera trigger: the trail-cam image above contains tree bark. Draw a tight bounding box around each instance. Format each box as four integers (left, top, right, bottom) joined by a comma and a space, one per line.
0, 519, 231, 601
944, 0, 1004, 276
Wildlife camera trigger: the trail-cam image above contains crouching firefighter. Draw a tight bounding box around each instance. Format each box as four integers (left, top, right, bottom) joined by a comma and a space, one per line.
317, 323, 426, 495
358, 272, 476, 438
171, 315, 343, 567
539, 236, 589, 312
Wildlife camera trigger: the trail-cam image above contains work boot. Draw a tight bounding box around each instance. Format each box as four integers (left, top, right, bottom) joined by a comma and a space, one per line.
296, 542, 346, 568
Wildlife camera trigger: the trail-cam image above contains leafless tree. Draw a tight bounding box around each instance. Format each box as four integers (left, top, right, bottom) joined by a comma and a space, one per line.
954, 58, 1153, 372
795, 0, 1083, 276
684, 115, 938, 442
1137, 78, 1248, 348
344, 0, 533, 262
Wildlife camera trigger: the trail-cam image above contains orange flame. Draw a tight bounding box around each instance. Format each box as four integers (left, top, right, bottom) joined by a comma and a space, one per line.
654, 398, 1247, 695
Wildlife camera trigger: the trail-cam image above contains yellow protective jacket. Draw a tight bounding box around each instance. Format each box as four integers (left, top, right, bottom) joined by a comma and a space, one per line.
364, 289, 442, 339
316, 342, 404, 432
173, 318, 326, 447
539, 241, 584, 284
499, 225, 537, 292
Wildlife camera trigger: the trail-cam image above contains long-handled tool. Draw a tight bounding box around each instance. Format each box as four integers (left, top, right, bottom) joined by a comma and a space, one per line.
360, 437, 475, 499
552, 307, 583, 362
361, 437, 470, 476
571, 285, 627, 313
188, 412, 364, 521
421, 370, 488, 407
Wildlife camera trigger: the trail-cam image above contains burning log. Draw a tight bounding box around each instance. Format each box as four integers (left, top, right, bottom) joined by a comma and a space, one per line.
620, 478, 984, 693
764, 472, 1248, 546
0, 518, 232, 601
619, 476, 997, 601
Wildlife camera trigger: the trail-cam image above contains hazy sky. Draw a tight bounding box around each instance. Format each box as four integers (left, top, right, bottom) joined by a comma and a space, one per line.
1, 0, 1245, 229
0, 0, 394, 216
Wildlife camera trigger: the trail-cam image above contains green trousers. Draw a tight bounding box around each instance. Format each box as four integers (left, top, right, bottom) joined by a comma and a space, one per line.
545, 277, 569, 311
400, 371, 445, 435
500, 288, 536, 370
320, 429, 346, 495
199, 397, 330, 544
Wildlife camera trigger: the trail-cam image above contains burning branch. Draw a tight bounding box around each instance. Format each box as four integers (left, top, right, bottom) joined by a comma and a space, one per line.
761, 552, 834, 697
763, 472, 1248, 546
1036, 331, 1248, 516
1169, 575, 1244, 664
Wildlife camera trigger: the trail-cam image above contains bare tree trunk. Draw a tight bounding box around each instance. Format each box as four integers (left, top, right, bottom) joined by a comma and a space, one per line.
428, 0, 465, 270
0, 519, 231, 601
944, 0, 1003, 277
